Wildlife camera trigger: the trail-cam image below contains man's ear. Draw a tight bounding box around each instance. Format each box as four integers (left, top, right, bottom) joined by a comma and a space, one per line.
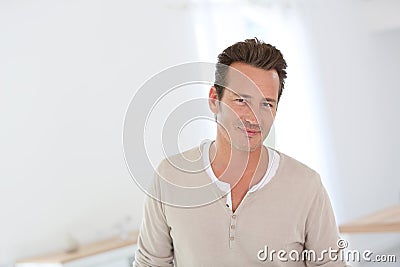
208, 86, 219, 115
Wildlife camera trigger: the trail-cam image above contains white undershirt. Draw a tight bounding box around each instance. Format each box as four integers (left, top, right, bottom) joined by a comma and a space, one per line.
202, 140, 280, 211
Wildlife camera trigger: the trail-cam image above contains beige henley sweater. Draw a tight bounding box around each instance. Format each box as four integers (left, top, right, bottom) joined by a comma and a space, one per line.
134, 143, 345, 266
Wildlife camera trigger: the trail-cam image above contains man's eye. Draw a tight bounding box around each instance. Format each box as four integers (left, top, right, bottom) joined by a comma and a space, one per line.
235, 98, 246, 104
262, 102, 273, 108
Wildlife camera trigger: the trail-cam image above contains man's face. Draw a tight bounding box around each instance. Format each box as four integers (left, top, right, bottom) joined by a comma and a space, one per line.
209, 62, 280, 152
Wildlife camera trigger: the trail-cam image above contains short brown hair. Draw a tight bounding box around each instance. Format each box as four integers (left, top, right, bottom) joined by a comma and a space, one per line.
214, 38, 287, 102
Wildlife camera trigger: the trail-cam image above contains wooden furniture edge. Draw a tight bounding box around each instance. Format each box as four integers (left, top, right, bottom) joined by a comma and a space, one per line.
16, 231, 138, 264
339, 204, 400, 233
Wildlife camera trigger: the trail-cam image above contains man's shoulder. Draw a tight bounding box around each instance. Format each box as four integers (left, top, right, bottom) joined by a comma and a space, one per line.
151, 143, 218, 207
275, 150, 318, 174
157, 144, 204, 172
155, 143, 208, 187
272, 149, 323, 188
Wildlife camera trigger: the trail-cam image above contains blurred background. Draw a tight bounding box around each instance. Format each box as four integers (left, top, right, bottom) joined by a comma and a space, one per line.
0, 0, 399, 266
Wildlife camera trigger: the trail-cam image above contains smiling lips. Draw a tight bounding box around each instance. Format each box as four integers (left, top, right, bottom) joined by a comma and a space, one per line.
238, 127, 261, 137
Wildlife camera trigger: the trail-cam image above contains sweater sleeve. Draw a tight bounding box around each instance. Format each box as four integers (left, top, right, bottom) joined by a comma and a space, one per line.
304, 177, 347, 267
134, 172, 174, 267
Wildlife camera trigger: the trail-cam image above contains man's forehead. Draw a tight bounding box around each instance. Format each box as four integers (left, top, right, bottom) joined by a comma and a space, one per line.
224, 75, 263, 94
225, 66, 257, 84
222, 63, 279, 99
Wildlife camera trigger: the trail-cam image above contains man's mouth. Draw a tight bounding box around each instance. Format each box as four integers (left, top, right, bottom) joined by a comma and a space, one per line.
238, 127, 261, 137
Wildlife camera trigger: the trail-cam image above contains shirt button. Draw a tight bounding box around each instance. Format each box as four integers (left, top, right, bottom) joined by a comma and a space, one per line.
232, 214, 236, 219
230, 225, 235, 229
230, 236, 234, 241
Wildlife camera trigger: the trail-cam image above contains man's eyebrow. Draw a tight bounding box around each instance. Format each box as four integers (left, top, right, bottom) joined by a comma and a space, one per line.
264, 98, 277, 103
233, 93, 277, 103
234, 93, 251, 98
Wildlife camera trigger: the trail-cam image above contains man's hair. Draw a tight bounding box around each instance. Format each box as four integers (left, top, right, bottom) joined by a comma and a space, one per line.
214, 38, 287, 102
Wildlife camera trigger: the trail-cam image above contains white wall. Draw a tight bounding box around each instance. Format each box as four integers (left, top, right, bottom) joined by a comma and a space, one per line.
0, 0, 200, 265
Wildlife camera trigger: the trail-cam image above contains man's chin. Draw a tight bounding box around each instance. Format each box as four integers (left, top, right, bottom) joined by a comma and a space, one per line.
232, 141, 263, 152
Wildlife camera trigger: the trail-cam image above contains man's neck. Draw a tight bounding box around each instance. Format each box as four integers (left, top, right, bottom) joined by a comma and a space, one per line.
209, 135, 268, 186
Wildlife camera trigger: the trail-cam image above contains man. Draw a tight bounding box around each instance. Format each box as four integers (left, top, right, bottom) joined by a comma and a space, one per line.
134, 38, 345, 266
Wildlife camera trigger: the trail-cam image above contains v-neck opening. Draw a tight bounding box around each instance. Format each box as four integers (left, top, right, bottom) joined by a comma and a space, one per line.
201, 139, 280, 214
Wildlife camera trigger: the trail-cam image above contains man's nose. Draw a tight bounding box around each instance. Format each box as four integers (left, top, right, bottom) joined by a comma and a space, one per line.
243, 105, 262, 125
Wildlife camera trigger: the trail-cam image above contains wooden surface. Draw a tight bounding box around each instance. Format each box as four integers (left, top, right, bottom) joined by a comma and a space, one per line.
339, 204, 400, 233
16, 231, 138, 264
